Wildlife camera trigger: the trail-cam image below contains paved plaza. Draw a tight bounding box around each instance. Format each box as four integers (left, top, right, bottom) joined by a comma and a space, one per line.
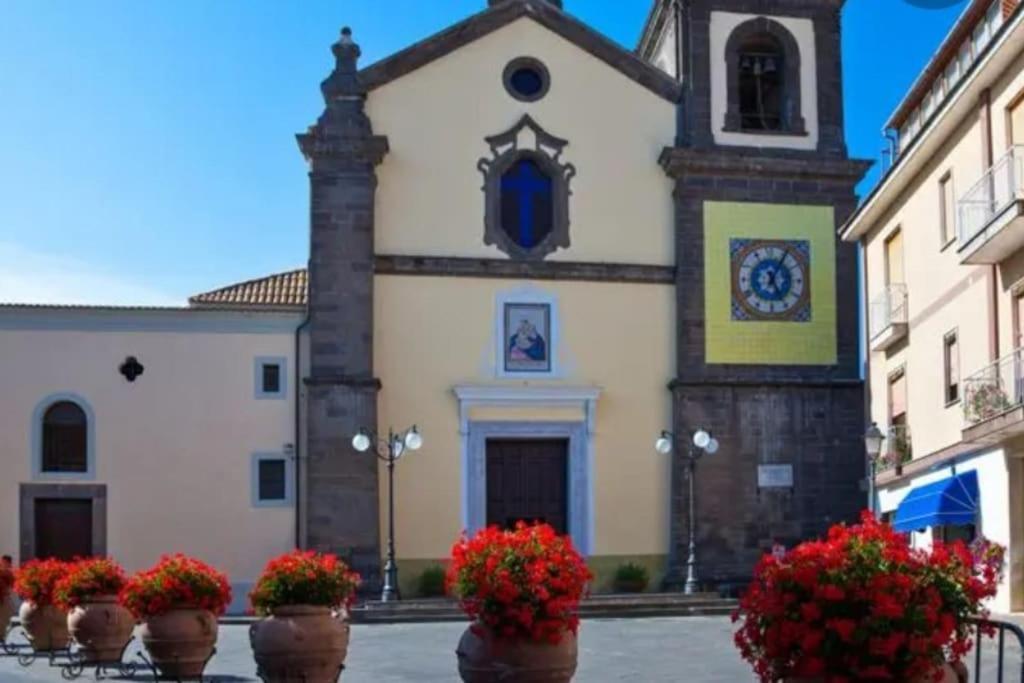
1, 616, 1023, 682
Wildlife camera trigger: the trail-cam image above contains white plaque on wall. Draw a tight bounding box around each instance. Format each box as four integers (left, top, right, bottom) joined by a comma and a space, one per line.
758, 464, 794, 489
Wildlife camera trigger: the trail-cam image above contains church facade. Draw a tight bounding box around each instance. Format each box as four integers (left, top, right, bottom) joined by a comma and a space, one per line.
0, 0, 869, 602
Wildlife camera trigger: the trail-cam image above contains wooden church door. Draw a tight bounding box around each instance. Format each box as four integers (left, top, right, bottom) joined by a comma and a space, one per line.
486, 439, 568, 535
34, 498, 92, 560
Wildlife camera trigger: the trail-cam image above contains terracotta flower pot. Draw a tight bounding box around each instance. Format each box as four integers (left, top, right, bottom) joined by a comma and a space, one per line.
0, 594, 16, 643
249, 605, 350, 682
140, 608, 218, 679
67, 595, 136, 664
456, 623, 578, 683
19, 601, 69, 652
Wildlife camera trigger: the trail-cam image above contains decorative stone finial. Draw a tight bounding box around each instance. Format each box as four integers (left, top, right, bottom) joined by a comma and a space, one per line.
298, 24, 389, 169
321, 26, 363, 102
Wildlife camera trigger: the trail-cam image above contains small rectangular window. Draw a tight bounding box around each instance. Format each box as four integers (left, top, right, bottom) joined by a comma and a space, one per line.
261, 364, 281, 394
944, 331, 960, 404
939, 173, 956, 245
258, 459, 286, 501
254, 357, 287, 399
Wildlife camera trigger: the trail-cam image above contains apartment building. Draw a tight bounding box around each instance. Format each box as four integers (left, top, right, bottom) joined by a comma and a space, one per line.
842, 0, 1024, 611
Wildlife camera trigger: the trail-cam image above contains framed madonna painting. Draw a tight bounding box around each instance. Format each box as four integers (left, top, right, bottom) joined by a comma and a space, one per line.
503, 302, 552, 374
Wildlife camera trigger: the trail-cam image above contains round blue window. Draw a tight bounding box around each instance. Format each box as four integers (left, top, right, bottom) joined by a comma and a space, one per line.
503, 58, 550, 102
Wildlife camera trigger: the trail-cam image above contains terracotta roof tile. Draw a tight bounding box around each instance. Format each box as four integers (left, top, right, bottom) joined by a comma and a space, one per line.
189, 268, 307, 309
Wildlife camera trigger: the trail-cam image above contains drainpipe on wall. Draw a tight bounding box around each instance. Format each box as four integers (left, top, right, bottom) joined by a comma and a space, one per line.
293, 304, 311, 550
981, 89, 1000, 362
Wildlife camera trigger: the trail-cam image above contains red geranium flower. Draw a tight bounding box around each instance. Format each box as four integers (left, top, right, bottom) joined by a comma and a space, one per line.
119, 554, 232, 619
248, 550, 360, 616
733, 512, 1001, 682
53, 557, 127, 611
14, 558, 70, 607
447, 523, 592, 644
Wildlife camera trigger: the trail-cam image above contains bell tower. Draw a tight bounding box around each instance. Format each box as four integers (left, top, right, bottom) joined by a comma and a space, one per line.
642, 0, 873, 588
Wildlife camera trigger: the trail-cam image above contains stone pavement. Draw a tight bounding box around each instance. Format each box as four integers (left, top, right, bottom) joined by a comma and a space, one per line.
1, 615, 1022, 682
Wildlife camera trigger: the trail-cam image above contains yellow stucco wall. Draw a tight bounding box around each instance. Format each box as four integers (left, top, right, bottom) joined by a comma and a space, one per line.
0, 314, 299, 608
367, 17, 676, 265
704, 201, 837, 365
373, 275, 675, 562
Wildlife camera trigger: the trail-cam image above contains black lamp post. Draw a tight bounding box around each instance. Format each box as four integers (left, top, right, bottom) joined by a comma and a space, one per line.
351, 425, 423, 602
864, 422, 884, 517
656, 428, 719, 595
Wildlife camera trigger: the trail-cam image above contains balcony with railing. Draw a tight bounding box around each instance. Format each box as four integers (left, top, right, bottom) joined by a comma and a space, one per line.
962, 346, 1024, 444
875, 424, 912, 475
869, 284, 909, 352
957, 145, 1024, 264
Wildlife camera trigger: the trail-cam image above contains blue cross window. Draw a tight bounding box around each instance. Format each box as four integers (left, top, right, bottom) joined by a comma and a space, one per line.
500, 158, 554, 250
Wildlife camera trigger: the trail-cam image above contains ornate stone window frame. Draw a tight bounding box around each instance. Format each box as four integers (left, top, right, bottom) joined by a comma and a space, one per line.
478, 115, 576, 261
453, 384, 600, 555
723, 16, 806, 136
503, 56, 551, 103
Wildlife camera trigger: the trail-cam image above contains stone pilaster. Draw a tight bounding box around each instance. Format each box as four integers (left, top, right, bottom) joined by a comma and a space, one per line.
298, 27, 389, 587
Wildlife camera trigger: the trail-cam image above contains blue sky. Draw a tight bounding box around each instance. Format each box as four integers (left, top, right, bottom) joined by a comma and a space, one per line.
0, 0, 968, 306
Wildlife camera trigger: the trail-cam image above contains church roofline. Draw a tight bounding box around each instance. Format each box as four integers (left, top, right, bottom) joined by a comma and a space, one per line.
636, 0, 670, 61
358, 0, 682, 103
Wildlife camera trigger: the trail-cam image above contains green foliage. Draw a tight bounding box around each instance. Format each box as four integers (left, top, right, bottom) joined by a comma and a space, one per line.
613, 562, 649, 593
417, 565, 447, 598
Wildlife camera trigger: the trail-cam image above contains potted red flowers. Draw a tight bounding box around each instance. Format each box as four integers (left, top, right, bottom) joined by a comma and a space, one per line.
248, 550, 361, 682
14, 559, 71, 652
0, 559, 14, 643
120, 554, 231, 679
733, 512, 1000, 682
54, 558, 134, 664
448, 523, 592, 682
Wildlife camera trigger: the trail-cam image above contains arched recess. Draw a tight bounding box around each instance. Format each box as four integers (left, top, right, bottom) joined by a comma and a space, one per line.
723, 16, 806, 135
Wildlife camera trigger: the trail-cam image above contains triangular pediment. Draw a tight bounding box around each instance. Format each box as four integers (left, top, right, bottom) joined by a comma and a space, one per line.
359, 0, 681, 103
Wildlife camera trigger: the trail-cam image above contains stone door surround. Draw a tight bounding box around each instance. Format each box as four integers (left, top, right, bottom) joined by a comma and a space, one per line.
20, 483, 107, 561
453, 385, 600, 555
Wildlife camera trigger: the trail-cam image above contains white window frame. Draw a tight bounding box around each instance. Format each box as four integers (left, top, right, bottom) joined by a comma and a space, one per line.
31, 393, 96, 481
251, 452, 294, 508
254, 356, 287, 400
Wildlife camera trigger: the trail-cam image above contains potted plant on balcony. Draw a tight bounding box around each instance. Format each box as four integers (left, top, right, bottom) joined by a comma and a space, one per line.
448, 523, 592, 683
54, 557, 134, 664
13, 558, 70, 652
248, 550, 360, 683
120, 554, 231, 679
733, 512, 1000, 683
0, 559, 15, 643
965, 381, 1011, 423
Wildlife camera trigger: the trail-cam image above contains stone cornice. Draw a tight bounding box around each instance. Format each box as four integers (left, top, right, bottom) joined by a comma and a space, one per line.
296, 131, 390, 167
304, 375, 382, 389
359, 0, 682, 103
659, 147, 873, 184
669, 376, 863, 390
374, 255, 675, 284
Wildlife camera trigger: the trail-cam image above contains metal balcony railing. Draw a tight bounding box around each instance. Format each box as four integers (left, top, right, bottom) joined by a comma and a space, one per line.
958, 145, 1024, 249
875, 424, 912, 474
963, 347, 1024, 426
869, 284, 909, 340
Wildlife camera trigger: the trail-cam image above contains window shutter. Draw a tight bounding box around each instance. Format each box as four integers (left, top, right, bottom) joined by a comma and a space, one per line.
890, 372, 908, 419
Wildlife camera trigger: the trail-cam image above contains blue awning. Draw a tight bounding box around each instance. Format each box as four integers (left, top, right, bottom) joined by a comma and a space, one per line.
892, 470, 979, 532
